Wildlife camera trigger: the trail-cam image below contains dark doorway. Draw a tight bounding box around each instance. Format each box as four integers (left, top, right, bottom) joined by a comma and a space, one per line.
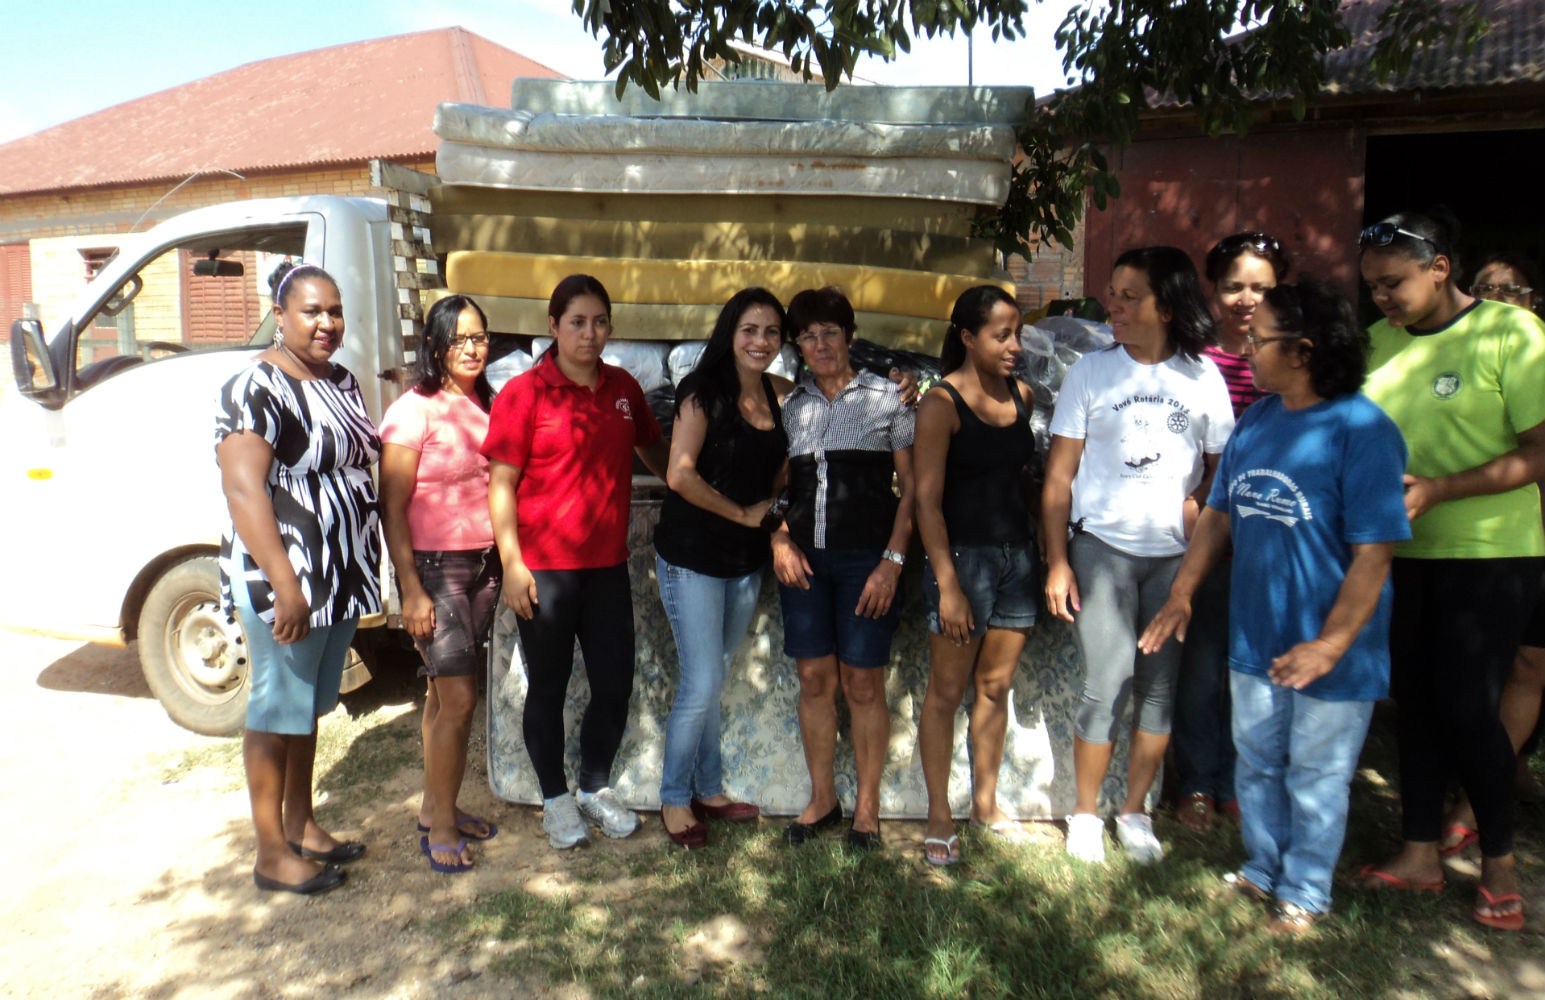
1363, 128, 1545, 293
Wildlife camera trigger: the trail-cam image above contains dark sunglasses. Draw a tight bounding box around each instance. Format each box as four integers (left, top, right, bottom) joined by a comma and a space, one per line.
1216, 232, 1281, 257
1358, 223, 1436, 250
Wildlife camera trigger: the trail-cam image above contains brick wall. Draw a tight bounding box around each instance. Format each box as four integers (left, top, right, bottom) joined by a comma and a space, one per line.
1004, 211, 1088, 316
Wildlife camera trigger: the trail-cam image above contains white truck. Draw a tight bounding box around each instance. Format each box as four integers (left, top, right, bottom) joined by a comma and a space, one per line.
3, 177, 427, 734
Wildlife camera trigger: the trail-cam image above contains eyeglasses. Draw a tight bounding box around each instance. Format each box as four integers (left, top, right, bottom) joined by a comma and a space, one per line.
1358, 223, 1436, 250
1472, 282, 1534, 301
1215, 232, 1281, 257
1243, 334, 1302, 350
448, 334, 489, 349
794, 327, 844, 347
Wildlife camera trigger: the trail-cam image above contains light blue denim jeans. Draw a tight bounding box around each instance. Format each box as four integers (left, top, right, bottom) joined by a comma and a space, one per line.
1231, 670, 1374, 915
656, 556, 763, 808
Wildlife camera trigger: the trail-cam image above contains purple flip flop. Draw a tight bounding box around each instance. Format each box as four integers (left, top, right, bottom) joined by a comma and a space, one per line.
420, 836, 474, 874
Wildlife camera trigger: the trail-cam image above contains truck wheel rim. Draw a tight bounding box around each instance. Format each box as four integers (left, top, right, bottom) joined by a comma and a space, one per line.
168, 596, 246, 698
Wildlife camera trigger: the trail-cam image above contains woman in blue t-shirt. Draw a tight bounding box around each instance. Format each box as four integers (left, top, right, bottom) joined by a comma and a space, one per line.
1141, 280, 1411, 933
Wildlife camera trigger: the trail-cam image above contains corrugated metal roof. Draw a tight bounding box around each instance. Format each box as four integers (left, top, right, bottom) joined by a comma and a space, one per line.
1324, 0, 1545, 95
0, 27, 562, 197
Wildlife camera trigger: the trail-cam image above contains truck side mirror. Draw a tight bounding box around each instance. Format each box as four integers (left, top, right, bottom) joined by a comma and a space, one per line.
9, 318, 64, 407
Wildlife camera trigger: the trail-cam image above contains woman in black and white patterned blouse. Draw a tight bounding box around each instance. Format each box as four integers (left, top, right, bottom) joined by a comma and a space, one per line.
216, 262, 381, 895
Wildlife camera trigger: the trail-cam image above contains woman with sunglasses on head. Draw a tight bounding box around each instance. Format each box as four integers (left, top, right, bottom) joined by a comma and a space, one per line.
379, 294, 501, 873
1428, 251, 1545, 859
483, 274, 670, 852
1171, 232, 1292, 833
1043, 246, 1236, 865
1357, 211, 1545, 932
652, 288, 792, 848
1142, 280, 1410, 933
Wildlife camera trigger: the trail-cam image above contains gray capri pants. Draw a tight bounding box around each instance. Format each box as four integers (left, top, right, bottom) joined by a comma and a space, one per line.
1068, 531, 1185, 742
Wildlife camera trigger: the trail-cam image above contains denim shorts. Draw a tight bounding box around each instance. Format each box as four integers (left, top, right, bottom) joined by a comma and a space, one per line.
234, 582, 358, 736
778, 546, 902, 668
923, 542, 1039, 637
411, 547, 501, 678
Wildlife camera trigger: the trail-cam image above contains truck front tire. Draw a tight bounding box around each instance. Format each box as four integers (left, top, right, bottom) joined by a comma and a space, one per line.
137, 556, 250, 736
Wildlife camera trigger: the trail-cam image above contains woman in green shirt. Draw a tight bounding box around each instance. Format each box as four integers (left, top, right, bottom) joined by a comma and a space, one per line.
1356, 210, 1545, 933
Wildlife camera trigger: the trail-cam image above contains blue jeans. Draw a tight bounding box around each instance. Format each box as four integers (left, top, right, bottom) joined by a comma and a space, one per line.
1231, 671, 1373, 915
656, 556, 763, 808
1173, 561, 1235, 803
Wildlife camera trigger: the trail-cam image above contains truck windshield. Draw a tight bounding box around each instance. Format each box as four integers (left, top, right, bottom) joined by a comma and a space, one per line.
72, 224, 307, 390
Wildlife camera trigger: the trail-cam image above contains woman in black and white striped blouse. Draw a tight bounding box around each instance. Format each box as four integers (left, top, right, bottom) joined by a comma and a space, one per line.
216, 262, 381, 896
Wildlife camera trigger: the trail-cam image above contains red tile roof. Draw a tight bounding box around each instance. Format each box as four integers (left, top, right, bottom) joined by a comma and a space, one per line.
0, 27, 562, 197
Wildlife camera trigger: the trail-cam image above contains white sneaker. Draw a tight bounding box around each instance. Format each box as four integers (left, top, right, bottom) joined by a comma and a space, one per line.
1115, 812, 1164, 864
542, 792, 591, 850
576, 787, 640, 839
1065, 813, 1106, 863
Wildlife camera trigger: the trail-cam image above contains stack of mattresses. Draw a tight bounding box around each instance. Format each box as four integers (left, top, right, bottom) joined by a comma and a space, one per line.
430, 79, 1032, 354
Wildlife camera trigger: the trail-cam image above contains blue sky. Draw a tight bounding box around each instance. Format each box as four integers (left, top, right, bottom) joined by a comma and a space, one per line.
0, 0, 1072, 144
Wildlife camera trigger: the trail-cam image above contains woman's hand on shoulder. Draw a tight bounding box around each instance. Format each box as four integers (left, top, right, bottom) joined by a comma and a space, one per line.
767, 372, 795, 404
889, 367, 921, 406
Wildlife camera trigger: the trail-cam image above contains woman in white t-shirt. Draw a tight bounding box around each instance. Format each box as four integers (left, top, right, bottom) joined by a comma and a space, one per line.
1042, 246, 1235, 865
380, 295, 501, 874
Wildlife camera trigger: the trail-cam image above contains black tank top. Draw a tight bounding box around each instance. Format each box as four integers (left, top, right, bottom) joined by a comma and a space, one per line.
654, 376, 788, 577
939, 379, 1033, 545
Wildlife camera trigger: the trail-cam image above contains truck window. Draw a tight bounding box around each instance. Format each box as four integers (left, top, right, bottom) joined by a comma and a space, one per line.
74, 224, 307, 386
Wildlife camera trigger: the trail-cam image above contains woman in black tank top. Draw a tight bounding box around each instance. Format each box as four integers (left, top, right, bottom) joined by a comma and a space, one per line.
914, 286, 1039, 865
652, 288, 793, 848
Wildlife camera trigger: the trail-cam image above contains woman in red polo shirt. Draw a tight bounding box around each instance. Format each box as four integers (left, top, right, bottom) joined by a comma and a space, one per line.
483, 274, 668, 851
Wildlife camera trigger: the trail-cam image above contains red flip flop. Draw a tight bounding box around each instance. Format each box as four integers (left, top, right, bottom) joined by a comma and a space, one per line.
1473, 887, 1525, 932
1357, 863, 1445, 892
1438, 824, 1479, 857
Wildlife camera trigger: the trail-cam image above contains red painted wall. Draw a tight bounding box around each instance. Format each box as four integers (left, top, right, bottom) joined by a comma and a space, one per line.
1083, 128, 1367, 304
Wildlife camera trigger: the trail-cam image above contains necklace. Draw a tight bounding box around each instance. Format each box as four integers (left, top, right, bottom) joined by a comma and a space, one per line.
274, 337, 327, 379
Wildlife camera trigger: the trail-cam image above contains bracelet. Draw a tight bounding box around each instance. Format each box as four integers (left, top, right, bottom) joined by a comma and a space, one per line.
881, 548, 906, 567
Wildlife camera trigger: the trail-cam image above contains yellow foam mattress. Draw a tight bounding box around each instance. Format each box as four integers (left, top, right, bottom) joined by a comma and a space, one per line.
446, 252, 1011, 323
430, 215, 997, 276
427, 289, 950, 353
429, 185, 982, 238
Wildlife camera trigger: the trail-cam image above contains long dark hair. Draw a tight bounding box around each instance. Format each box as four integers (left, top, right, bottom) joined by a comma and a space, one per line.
1204, 232, 1291, 284
941, 285, 1020, 374
1262, 279, 1368, 399
1112, 246, 1215, 360
676, 287, 787, 424
415, 294, 493, 408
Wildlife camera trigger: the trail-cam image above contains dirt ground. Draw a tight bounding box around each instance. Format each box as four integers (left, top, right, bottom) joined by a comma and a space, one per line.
0, 631, 782, 1000
2, 630, 1542, 1000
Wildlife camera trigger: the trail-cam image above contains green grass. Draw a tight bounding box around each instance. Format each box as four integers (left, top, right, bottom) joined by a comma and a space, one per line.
443, 707, 1544, 1000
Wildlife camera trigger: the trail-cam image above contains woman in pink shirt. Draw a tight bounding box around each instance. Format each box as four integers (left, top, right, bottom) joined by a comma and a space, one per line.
380, 295, 501, 873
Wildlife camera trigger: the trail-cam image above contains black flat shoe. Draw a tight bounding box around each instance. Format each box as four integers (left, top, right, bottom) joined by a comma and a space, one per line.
782, 803, 843, 845
845, 825, 883, 852
287, 839, 366, 863
254, 863, 347, 895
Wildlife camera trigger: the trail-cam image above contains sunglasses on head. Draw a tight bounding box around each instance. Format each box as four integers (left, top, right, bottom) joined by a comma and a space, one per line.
1358, 222, 1437, 250
1217, 232, 1281, 256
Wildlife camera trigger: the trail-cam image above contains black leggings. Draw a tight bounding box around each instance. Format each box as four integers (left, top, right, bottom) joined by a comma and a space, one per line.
516, 563, 636, 799
1390, 556, 1543, 858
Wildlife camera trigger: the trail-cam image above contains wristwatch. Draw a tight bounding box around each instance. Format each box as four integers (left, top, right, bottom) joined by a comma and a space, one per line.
881, 549, 906, 567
